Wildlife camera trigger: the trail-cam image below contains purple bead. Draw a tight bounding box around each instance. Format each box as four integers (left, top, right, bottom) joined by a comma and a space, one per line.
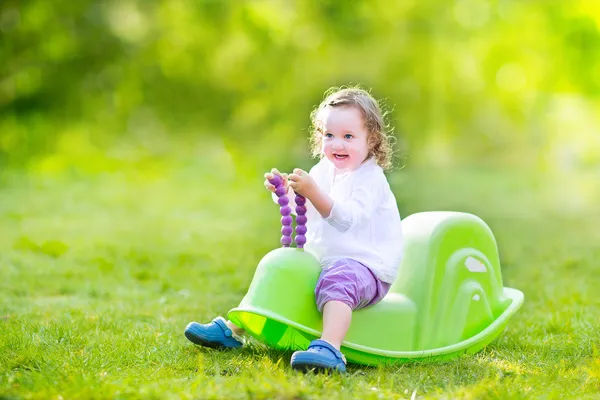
296, 215, 307, 225
281, 225, 293, 235
295, 196, 306, 205
295, 234, 306, 246
278, 196, 289, 206
281, 235, 292, 246
296, 225, 307, 235
280, 205, 292, 216
281, 215, 293, 225
295, 205, 307, 215
270, 175, 282, 187
275, 186, 286, 197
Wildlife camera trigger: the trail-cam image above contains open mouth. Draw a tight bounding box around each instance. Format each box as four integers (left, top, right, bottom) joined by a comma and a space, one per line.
333, 154, 349, 160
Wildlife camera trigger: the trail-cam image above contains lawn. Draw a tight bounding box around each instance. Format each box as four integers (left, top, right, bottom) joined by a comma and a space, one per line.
1, 154, 599, 399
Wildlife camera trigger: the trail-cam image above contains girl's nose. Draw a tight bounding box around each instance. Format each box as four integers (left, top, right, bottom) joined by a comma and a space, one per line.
331, 139, 345, 150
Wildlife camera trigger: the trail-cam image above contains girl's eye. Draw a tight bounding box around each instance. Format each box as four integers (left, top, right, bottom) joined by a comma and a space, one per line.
344, 134, 353, 139
324, 133, 333, 138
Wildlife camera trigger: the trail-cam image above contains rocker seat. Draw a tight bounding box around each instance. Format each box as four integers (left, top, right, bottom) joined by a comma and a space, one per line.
228, 211, 524, 365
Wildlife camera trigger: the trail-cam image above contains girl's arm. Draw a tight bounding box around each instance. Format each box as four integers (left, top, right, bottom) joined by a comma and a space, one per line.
289, 168, 384, 232
306, 188, 333, 218
323, 178, 382, 232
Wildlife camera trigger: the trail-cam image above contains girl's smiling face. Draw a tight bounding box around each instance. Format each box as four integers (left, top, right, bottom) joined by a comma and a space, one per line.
318, 106, 370, 171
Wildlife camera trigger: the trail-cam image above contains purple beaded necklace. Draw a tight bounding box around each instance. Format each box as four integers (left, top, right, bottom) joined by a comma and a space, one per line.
268, 175, 307, 248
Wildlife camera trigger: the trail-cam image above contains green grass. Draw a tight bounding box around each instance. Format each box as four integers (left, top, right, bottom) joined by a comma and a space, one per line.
1, 157, 599, 399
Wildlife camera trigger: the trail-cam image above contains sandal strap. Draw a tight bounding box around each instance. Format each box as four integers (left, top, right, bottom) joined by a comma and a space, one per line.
308, 339, 345, 362
212, 317, 233, 337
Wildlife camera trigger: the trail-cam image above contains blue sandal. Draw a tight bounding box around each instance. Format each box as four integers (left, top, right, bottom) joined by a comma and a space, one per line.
184, 317, 243, 349
290, 339, 347, 373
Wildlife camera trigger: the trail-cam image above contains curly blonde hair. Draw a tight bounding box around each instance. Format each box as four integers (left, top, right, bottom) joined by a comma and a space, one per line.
309, 86, 395, 171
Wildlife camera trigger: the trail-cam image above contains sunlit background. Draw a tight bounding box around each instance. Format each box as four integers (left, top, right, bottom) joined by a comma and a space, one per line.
2, 0, 600, 259
2, 0, 600, 174
2, 1, 600, 397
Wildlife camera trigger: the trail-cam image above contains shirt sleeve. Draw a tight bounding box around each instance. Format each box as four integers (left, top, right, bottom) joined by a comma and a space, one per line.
324, 170, 384, 232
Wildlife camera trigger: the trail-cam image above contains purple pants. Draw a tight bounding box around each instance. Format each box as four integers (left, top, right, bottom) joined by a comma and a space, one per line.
314, 258, 391, 312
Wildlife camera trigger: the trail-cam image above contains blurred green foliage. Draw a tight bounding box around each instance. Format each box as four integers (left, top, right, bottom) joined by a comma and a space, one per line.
2, 3, 600, 397
1, 0, 600, 173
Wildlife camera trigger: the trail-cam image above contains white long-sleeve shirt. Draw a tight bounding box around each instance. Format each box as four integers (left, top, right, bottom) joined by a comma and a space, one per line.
275, 157, 403, 283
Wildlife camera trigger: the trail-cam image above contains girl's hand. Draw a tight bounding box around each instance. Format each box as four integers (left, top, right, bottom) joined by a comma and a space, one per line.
264, 168, 289, 193
288, 168, 317, 198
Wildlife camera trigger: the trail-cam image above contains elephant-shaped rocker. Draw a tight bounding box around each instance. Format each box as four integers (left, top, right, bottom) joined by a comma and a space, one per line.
228, 176, 524, 365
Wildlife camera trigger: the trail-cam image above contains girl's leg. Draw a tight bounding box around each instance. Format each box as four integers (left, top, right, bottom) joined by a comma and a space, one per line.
226, 320, 245, 336
320, 301, 352, 350
291, 259, 390, 371
290, 300, 350, 371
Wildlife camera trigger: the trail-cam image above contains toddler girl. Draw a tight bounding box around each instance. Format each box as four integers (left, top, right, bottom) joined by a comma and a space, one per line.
185, 87, 403, 373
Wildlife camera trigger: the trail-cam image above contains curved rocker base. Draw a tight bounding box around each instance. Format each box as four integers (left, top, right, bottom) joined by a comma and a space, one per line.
229, 287, 523, 365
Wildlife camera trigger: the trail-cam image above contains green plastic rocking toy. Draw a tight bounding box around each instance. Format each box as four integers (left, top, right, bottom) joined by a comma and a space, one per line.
228, 176, 524, 365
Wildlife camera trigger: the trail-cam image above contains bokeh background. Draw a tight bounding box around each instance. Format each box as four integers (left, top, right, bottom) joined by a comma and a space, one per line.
2, 1, 600, 397
2, 0, 600, 175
